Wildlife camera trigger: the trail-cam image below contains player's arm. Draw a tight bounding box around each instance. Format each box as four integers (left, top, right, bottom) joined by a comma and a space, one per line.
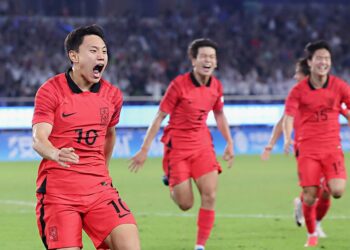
32, 122, 79, 167
339, 104, 350, 127
261, 115, 284, 160
129, 110, 168, 172
282, 115, 294, 155
104, 126, 116, 168
213, 109, 234, 168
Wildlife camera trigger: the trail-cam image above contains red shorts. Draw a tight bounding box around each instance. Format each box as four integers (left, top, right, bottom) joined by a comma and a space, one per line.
296, 151, 347, 187
36, 187, 136, 249
163, 145, 222, 187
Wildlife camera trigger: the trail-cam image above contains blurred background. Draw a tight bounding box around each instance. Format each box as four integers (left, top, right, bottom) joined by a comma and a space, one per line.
2, 0, 350, 101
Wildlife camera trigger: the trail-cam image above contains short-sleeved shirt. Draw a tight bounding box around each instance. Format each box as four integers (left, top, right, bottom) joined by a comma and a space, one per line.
32, 69, 123, 195
285, 75, 350, 154
160, 72, 224, 150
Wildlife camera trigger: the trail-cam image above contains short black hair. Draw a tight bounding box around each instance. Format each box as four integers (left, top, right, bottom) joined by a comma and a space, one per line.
304, 40, 332, 60
64, 24, 106, 55
297, 58, 310, 76
187, 38, 218, 60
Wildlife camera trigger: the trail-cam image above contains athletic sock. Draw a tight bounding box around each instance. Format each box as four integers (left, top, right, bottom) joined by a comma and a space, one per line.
196, 208, 215, 246
316, 196, 331, 221
303, 201, 316, 234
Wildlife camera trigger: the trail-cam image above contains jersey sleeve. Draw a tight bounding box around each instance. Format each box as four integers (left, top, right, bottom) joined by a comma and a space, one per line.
339, 80, 350, 110
109, 88, 123, 127
32, 83, 58, 126
159, 80, 180, 115
284, 85, 300, 117
213, 81, 224, 111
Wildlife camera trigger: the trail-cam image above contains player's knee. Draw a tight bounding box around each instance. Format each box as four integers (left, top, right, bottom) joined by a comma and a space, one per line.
331, 189, 344, 199
303, 195, 317, 206
201, 192, 216, 206
116, 243, 141, 250
178, 201, 193, 211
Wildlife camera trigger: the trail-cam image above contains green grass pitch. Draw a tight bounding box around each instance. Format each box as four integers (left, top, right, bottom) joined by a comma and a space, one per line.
0, 154, 349, 249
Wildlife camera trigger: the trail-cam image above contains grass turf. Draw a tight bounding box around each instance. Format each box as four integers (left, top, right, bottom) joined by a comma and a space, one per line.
0, 154, 349, 249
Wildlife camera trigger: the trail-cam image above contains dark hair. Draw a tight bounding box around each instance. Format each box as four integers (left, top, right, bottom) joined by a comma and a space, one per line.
297, 58, 310, 76
64, 24, 106, 56
304, 40, 332, 60
187, 38, 218, 60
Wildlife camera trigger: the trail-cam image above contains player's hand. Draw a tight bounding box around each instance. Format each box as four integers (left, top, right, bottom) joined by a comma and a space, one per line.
261, 145, 273, 161
223, 143, 234, 168
128, 148, 148, 173
283, 139, 294, 155
54, 147, 79, 168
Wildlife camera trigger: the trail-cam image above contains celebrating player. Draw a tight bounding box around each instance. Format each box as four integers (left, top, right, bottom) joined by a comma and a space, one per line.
283, 40, 349, 247
32, 25, 140, 250
261, 57, 350, 239
129, 38, 234, 250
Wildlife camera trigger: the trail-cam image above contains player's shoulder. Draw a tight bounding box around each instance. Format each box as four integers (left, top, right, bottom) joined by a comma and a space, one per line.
171, 73, 190, 86
100, 78, 121, 93
329, 74, 348, 85
210, 75, 223, 87
100, 78, 123, 102
37, 73, 66, 93
292, 78, 309, 91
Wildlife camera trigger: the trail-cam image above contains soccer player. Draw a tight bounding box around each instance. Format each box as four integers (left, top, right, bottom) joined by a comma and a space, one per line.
261, 58, 310, 161
261, 57, 350, 238
32, 25, 140, 250
129, 38, 234, 250
283, 40, 349, 247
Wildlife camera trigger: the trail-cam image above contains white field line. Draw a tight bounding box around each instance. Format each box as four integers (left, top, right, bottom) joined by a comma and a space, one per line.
1, 199, 350, 220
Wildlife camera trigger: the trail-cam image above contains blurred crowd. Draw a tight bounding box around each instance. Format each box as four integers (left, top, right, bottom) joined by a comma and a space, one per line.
2, 1, 350, 99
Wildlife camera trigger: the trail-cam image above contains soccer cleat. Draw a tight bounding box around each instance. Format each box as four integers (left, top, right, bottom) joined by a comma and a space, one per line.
304, 235, 318, 247
162, 175, 169, 186
294, 197, 304, 227
194, 245, 205, 250
316, 223, 327, 238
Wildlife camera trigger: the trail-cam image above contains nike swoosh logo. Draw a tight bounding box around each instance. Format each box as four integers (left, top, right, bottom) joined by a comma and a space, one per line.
118, 213, 130, 218
62, 112, 76, 118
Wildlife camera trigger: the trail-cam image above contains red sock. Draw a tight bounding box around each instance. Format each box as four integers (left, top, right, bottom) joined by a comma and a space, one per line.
316, 197, 331, 221
303, 201, 316, 234
196, 208, 215, 246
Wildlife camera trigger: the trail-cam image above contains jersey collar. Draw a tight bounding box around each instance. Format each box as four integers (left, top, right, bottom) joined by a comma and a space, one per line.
190, 71, 212, 87
307, 75, 329, 90
65, 68, 101, 93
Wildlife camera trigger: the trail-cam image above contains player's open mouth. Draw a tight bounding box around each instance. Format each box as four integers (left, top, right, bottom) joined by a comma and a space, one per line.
202, 65, 212, 72
93, 64, 104, 78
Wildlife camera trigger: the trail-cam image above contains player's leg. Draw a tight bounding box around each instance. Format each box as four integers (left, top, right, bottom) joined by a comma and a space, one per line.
104, 224, 140, 250
328, 178, 346, 198
163, 154, 194, 211
36, 194, 84, 250
193, 171, 218, 250
172, 179, 195, 211
324, 151, 347, 199
191, 147, 221, 250
297, 155, 322, 247
315, 179, 331, 238
83, 188, 140, 250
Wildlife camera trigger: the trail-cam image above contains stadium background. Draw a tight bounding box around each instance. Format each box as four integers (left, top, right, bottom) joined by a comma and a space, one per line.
0, 0, 350, 249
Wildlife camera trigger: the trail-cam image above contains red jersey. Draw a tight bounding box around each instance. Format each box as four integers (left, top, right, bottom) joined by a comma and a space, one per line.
285, 75, 350, 154
32, 70, 122, 195
160, 72, 224, 149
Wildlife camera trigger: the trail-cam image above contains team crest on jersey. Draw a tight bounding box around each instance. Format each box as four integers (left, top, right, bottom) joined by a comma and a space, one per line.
49, 226, 58, 241
100, 107, 109, 126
